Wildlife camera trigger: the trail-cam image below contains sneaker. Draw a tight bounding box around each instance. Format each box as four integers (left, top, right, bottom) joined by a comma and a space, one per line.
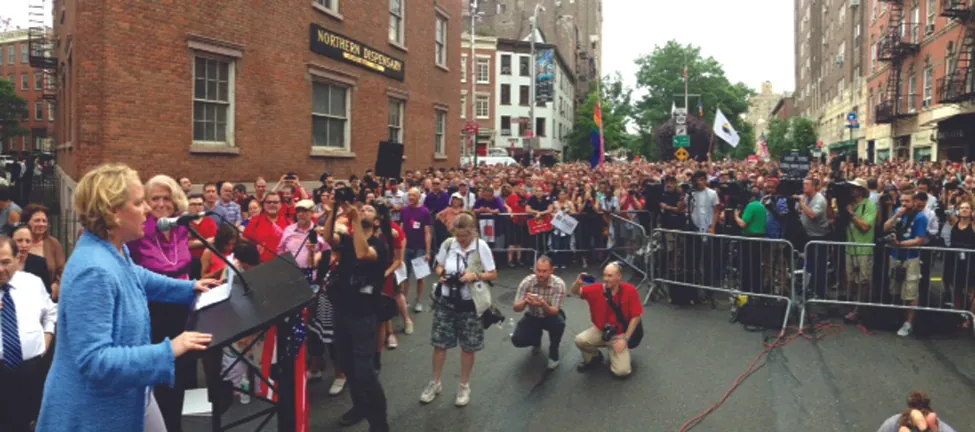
329, 377, 346, 396
455, 383, 471, 407
414, 303, 424, 313
531, 345, 541, 355
577, 352, 604, 373
897, 322, 913, 337
386, 333, 398, 349
547, 358, 560, 370
305, 370, 323, 381
404, 319, 415, 335
419, 380, 442, 404
338, 408, 366, 426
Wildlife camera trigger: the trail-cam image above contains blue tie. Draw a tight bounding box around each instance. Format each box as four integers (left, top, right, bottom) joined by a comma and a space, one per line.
2, 286, 22, 369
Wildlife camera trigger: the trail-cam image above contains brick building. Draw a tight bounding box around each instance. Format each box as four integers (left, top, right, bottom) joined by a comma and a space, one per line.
0, 28, 54, 154
770, 96, 797, 120
52, 0, 462, 188
460, 34, 498, 156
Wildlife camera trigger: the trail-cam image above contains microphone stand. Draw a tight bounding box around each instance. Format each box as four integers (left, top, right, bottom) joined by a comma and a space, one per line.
186, 222, 253, 296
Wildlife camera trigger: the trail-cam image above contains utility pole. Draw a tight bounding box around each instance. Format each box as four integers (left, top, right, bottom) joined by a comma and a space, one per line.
469, 0, 478, 167
528, 4, 544, 163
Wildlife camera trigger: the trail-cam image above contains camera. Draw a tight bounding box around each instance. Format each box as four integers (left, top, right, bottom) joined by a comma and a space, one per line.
334, 187, 356, 204
442, 272, 465, 299
601, 323, 619, 342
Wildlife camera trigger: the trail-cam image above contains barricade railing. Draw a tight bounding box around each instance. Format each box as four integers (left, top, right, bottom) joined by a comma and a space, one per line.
799, 240, 975, 330
647, 228, 797, 336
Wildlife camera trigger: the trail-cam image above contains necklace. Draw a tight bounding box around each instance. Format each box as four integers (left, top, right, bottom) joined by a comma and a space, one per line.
153, 234, 180, 266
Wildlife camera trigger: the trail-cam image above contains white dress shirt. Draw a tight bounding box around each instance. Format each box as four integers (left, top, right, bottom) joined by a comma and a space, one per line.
0, 270, 57, 362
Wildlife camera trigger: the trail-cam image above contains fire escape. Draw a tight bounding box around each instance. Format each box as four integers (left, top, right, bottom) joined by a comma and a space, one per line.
27, 0, 57, 153
938, 0, 975, 103
875, 0, 921, 124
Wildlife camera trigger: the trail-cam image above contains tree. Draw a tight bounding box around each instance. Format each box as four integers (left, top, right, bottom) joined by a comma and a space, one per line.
0, 80, 28, 145
565, 73, 636, 162
765, 117, 819, 159
633, 41, 754, 160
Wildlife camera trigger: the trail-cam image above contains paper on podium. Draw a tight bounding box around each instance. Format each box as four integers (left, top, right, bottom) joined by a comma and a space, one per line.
411, 256, 431, 280
194, 272, 233, 311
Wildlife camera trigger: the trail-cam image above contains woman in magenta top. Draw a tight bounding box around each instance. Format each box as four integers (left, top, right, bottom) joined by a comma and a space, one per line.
126, 174, 194, 432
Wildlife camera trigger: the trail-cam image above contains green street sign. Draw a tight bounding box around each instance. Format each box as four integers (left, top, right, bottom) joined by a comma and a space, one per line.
673, 135, 690, 148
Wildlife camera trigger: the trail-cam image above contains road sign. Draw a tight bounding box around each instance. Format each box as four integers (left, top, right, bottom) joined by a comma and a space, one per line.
676, 114, 687, 124
672, 135, 690, 148
847, 112, 858, 123
675, 147, 689, 161
675, 125, 687, 136
674, 108, 688, 116
845, 122, 860, 129
464, 121, 479, 135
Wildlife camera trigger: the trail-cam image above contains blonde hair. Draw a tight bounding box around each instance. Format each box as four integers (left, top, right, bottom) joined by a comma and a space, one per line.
74, 163, 142, 239
145, 174, 188, 214
452, 212, 477, 237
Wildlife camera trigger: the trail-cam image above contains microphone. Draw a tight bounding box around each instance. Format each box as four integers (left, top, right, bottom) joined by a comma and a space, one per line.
157, 212, 208, 232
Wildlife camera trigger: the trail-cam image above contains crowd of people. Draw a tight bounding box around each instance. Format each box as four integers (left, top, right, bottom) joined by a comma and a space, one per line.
0, 154, 971, 431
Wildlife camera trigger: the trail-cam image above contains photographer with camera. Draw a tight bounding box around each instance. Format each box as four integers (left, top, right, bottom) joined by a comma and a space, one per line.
658, 176, 686, 280
882, 190, 929, 337
511, 256, 566, 370
794, 178, 830, 299
733, 186, 766, 293
419, 213, 497, 407
762, 179, 790, 292
571, 262, 643, 377
842, 179, 877, 322
685, 171, 721, 288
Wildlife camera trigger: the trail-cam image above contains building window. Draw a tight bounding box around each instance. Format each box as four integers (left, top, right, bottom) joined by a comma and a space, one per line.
388, 98, 404, 142
475, 94, 489, 119
519, 56, 530, 76
461, 54, 467, 82
35, 101, 43, 120
871, 43, 877, 72
923, 66, 933, 107
501, 116, 511, 135
21, 73, 27, 90
501, 54, 511, 75
535, 117, 546, 137
927, 0, 936, 33
518, 120, 528, 137
435, 15, 447, 67
519, 85, 529, 105
389, 0, 405, 45
193, 56, 234, 144
907, 72, 917, 113
460, 94, 466, 119
435, 110, 446, 154
48, 101, 54, 121
34, 73, 42, 90
312, 82, 350, 149
20, 44, 27, 63
500, 84, 511, 105
6, 74, 11, 83
6, 46, 13, 65
314, 0, 338, 13
476, 57, 490, 83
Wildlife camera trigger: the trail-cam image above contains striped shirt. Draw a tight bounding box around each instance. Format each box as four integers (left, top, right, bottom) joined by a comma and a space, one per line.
515, 274, 566, 317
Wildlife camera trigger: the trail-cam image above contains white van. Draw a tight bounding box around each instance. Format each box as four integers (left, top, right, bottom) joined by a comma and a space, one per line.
461, 156, 519, 167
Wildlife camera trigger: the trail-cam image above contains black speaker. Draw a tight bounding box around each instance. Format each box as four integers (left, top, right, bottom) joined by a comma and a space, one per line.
375, 141, 404, 179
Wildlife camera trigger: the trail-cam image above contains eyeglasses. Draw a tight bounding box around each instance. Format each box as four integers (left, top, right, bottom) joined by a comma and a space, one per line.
264, 200, 281, 205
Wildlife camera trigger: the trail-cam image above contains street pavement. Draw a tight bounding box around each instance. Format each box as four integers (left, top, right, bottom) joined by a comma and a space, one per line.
184, 264, 975, 432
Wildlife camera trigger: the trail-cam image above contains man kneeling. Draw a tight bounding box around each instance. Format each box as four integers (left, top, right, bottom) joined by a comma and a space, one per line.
511, 256, 566, 369
571, 262, 643, 377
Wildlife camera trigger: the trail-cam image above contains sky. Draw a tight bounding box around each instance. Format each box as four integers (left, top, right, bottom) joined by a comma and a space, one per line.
602, 0, 795, 99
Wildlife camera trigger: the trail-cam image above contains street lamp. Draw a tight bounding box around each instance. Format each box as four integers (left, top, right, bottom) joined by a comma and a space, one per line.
468, 0, 483, 167
528, 4, 544, 162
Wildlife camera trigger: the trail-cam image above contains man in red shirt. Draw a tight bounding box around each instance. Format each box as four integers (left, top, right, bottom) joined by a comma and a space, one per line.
571, 262, 643, 377
243, 193, 288, 262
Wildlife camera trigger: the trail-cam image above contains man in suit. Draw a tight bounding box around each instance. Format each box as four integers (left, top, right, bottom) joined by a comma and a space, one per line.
0, 236, 57, 431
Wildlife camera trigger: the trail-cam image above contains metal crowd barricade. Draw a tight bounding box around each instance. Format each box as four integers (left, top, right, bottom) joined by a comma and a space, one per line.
647, 228, 797, 335
799, 240, 975, 330
475, 212, 539, 265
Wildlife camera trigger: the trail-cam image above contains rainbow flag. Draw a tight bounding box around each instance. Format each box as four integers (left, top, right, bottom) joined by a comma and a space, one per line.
591, 102, 604, 168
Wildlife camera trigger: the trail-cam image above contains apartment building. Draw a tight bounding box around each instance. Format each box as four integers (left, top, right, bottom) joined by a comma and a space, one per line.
0, 28, 55, 154
865, 0, 975, 162
461, 34, 499, 155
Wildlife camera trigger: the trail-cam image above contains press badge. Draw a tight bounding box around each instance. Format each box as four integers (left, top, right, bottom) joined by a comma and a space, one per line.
413, 220, 421, 230
359, 285, 374, 294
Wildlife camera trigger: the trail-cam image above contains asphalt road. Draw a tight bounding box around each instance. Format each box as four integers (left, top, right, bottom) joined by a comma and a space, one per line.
184, 264, 975, 432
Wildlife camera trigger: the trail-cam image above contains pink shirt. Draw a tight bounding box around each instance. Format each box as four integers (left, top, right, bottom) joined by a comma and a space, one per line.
127, 214, 192, 279
277, 222, 327, 269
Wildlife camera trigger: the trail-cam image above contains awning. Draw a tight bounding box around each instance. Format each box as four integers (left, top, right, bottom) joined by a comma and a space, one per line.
829, 139, 857, 150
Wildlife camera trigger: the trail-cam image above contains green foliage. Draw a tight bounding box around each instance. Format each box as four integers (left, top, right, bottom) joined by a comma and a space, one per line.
0, 80, 28, 144
633, 40, 754, 160
765, 117, 819, 159
565, 73, 637, 162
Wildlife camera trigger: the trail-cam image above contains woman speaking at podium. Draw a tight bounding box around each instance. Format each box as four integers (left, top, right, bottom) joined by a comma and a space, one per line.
35, 163, 218, 432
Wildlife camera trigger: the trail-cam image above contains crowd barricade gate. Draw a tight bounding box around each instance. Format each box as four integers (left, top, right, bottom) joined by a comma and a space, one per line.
647, 228, 798, 335
799, 240, 975, 331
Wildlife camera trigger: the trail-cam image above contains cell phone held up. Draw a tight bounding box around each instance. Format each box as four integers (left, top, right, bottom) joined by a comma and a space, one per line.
580, 273, 596, 285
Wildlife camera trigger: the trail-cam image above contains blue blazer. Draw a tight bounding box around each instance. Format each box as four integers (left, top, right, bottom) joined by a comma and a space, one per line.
36, 231, 196, 432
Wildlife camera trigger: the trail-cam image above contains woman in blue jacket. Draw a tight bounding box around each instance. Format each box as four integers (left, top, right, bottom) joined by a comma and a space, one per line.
36, 163, 218, 432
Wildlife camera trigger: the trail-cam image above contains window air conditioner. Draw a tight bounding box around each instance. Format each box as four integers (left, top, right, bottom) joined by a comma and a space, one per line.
850, 0, 860, 6
835, 54, 844, 64
926, 23, 935, 34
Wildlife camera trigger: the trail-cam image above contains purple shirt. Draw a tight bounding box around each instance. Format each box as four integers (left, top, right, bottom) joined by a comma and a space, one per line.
127, 214, 192, 279
400, 205, 433, 250
423, 190, 450, 215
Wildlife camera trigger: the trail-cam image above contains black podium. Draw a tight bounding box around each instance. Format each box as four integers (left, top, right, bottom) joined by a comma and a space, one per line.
186, 253, 314, 432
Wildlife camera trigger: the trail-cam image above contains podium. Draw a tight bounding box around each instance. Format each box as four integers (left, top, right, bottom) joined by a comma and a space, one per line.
186, 254, 314, 432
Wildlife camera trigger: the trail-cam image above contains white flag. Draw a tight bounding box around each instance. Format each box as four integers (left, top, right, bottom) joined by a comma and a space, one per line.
671, 101, 677, 116
712, 108, 741, 148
